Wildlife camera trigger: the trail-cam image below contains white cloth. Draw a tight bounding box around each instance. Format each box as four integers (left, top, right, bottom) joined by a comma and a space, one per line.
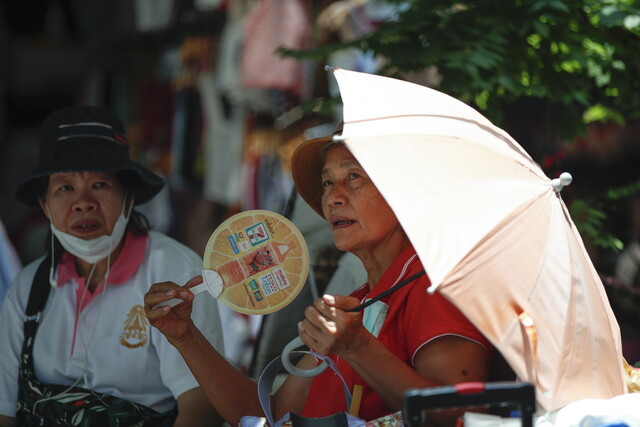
0, 219, 21, 304
615, 240, 640, 286
0, 231, 224, 416
536, 393, 640, 426
199, 70, 245, 206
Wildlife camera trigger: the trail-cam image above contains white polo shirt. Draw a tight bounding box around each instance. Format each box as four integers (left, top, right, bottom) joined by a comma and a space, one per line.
0, 230, 224, 416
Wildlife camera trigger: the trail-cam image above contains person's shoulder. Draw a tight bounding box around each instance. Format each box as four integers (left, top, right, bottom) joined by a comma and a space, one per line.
1, 255, 46, 311
14, 255, 47, 285
144, 231, 202, 273
146, 231, 200, 259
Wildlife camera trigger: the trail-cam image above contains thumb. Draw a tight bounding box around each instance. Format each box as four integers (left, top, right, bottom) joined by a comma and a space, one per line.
322, 294, 361, 311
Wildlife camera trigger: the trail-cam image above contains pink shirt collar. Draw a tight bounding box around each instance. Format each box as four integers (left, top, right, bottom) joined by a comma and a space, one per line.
57, 231, 148, 312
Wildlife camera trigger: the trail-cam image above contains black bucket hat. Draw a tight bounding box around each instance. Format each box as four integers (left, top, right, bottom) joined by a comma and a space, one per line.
13, 105, 165, 206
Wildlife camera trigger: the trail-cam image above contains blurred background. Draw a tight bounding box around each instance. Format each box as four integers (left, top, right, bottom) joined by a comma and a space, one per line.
1, 0, 639, 370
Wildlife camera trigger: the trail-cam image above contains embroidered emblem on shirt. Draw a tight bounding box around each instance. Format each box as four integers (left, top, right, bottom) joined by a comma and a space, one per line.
119, 305, 149, 348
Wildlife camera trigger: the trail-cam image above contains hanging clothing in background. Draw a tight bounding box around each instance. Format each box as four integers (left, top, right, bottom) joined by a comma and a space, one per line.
133, 0, 175, 33
170, 84, 202, 190
241, 0, 313, 100
0, 219, 21, 304
193, 0, 226, 12
199, 71, 245, 207
256, 152, 291, 214
241, 155, 260, 211
317, 0, 405, 119
215, 0, 246, 103
216, 0, 272, 114
240, 126, 291, 214
138, 80, 175, 159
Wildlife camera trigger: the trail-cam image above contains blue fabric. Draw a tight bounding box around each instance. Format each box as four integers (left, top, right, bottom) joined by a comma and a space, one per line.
0, 221, 21, 304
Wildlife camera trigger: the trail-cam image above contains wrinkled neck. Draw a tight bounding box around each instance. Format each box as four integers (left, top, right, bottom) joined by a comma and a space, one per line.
355, 227, 411, 290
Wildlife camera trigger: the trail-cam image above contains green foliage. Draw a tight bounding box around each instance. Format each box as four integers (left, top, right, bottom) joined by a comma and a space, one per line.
569, 199, 624, 250
283, 0, 640, 139
570, 179, 640, 250
606, 178, 640, 200
282, 0, 640, 251
299, 96, 342, 116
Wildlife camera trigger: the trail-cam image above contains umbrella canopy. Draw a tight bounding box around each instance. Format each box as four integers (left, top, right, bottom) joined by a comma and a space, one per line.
330, 68, 626, 411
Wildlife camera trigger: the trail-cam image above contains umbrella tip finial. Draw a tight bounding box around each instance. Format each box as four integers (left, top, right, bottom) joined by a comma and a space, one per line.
324, 65, 335, 72
551, 172, 573, 192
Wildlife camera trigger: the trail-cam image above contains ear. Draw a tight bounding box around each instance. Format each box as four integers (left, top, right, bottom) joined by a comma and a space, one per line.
38, 198, 50, 218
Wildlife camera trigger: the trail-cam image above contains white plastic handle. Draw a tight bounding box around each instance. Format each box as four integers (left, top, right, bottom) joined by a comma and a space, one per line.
152, 281, 209, 310
151, 270, 223, 310
281, 336, 329, 378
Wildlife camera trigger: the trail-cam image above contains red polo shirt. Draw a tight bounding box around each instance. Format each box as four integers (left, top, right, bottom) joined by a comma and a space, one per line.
302, 245, 490, 420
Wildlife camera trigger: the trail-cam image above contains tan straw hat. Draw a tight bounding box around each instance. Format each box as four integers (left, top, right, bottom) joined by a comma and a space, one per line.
290, 123, 343, 218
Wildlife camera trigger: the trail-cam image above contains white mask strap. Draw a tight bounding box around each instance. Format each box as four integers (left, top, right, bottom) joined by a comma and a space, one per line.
49, 236, 57, 287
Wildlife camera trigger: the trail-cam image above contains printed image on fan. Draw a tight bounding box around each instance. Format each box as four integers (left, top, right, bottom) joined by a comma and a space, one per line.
203, 210, 309, 315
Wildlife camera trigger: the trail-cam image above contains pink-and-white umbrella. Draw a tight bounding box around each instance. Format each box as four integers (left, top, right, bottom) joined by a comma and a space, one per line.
330, 67, 626, 411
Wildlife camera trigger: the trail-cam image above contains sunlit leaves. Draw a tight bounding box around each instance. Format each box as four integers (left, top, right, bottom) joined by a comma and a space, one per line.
280, 0, 640, 250
583, 104, 625, 124
283, 0, 640, 138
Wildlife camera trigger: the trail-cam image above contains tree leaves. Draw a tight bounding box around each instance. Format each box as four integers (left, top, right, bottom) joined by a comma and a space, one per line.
281, 0, 640, 251
284, 0, 640, 137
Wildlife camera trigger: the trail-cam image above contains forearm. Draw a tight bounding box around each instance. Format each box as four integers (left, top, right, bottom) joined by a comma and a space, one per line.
170, 322, 264, 425
343, 336, 488, 426
342, 338, 436, 411
174, 387, 224, 427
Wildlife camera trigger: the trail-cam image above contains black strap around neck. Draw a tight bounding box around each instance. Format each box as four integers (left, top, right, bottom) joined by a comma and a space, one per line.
348, 270, 426, 313
24, 256, 53, 338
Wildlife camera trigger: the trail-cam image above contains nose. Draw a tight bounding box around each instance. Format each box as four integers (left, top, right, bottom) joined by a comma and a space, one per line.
323, 184, 347, 209
72, 192, 98, 212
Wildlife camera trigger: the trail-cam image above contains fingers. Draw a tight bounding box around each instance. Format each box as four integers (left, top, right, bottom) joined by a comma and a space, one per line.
307, 295, 358, 325
144, 277, 200, 315
298, 320, 326, 355
184, 275, 203, 289
299, 297, 346, 351
314, 297, 338, 317
303, 300, 335, 332
146, 302, 172, 320
144, 281, 181, 308
322, 294, 361, 311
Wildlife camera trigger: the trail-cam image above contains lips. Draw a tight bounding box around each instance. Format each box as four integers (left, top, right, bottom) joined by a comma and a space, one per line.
331, 218, 355, 229
71, 219, 102, 235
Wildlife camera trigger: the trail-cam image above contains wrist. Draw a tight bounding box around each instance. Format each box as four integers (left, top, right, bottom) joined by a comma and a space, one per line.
168, 320, 198, 349
341, 331, 374, 363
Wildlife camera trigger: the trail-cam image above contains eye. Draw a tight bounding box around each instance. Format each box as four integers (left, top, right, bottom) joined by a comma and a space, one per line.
322, 178, 333, 188
93, 181, 108, 189
348, 172, 361, 180
57, 184, 72, 192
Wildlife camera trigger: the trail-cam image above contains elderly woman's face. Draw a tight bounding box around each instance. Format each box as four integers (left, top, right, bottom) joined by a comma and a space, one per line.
39, 171, 126, 240
321, 145, 400, 254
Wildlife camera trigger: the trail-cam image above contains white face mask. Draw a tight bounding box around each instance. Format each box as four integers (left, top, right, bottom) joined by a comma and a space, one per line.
48, 195, 133, 265
362, 300, 389, 338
